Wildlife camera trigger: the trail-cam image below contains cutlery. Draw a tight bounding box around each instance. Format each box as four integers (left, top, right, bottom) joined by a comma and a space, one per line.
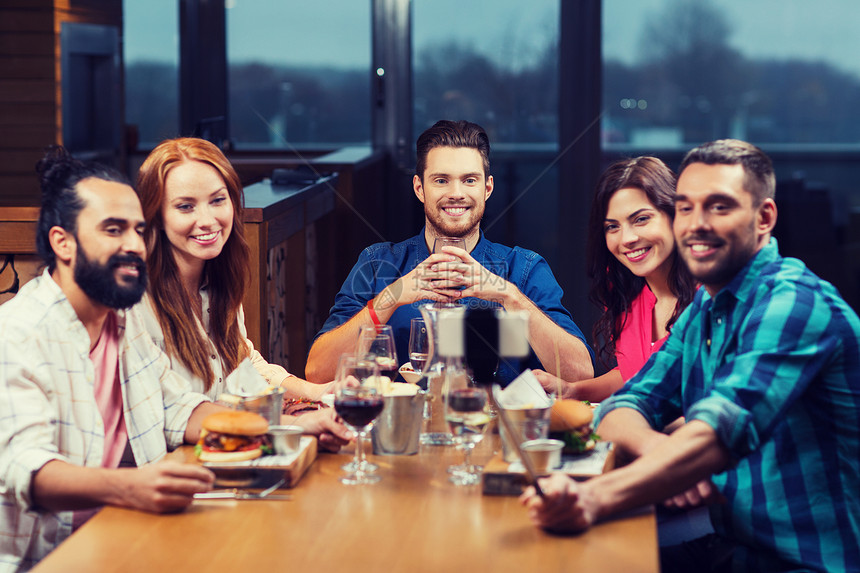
195, 478, 290, 500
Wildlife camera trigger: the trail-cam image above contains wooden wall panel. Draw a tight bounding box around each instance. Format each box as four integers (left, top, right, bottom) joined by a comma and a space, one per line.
0, 150, 45, 172
0, 125, 56, 149
0, 55, 55, 79
0, 176, 39, 202
0, 221, 37, 254
0, 80, 55, 103
0, 4, 56, 205
0, 32, 55, 57
0, 103, 55, 126
0, 1, 122, 205
0, 10, 53, 32
0, 1, 53, 9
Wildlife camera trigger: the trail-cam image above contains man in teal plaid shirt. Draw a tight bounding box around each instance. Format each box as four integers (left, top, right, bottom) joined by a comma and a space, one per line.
522, 139, 859, 572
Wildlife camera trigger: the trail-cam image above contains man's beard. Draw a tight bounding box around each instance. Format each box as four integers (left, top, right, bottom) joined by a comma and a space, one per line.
425, 202, 484, 238
74, 243, 147, 309
679, 218, 760, 292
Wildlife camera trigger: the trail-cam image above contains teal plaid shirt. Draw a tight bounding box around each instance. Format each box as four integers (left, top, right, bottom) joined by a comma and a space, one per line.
598, 239, 860, 572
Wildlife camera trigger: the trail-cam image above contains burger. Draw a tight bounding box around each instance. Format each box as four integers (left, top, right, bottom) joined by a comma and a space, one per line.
195, 410, 271, 463
549, 400, 599, 454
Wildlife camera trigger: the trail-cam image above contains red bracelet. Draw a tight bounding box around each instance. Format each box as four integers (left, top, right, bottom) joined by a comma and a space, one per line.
367, 298, 381, 326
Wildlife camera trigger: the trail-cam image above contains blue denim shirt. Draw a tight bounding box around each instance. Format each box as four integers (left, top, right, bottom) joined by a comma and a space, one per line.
314, 229, 593, 384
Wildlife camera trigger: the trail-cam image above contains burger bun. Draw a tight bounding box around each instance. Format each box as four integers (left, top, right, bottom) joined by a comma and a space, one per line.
197, 447, 263, 464
549, 399, 594, 433
202, 410, 269, 436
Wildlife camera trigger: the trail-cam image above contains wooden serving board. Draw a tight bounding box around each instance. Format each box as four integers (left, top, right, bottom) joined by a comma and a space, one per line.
168, 436, 318, 489
481, 441, 615, 496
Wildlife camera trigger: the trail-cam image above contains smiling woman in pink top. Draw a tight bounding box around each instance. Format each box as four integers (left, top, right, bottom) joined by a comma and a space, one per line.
536, 157, 697, 402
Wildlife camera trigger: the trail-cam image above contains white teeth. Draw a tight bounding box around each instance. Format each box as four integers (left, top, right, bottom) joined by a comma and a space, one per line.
691, 244, 711, 252
444, 207, 467, 215
626, 248, 648, 258
194, 232, 218, 241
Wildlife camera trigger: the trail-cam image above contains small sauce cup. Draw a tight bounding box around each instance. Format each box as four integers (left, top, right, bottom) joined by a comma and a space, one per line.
269, 425, 303, 455
520, 439, 564, 475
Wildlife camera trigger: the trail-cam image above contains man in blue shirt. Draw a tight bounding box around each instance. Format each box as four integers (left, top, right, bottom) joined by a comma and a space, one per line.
521, 139, 860, 572
306, 120, 594, 384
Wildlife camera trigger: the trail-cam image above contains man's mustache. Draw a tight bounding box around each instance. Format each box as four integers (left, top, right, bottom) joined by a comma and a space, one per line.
108, 254, 145, 270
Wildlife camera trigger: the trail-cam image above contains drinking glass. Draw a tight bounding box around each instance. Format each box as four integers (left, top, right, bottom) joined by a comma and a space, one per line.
357, 324, 398, 382
336, 353, 380, 475
334, 355, 383, 485
432, 236, 466, 253
407, 317, 429, 376
431, 237, 467, 309
444, 366, 491, 486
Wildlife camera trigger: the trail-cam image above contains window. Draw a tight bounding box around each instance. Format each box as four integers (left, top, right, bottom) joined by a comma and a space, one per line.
123, 0, 179, 148
603, 0, 860, 308
413, 0, 558, 144
226, 1, 371, 149
603, 0, 860, 151
413, 0, 562, 264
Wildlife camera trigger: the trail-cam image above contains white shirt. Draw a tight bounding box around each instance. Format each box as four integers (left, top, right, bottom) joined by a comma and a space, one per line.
0, 271, 209, 571
137, 291, 290, 400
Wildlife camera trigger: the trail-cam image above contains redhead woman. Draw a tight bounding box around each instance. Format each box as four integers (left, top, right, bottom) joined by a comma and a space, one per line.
136, 137, 348, 448
537, 157, 697, 402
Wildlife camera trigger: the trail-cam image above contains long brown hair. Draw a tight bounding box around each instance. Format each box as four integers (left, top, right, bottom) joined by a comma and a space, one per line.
587, 157, 697, 368
137, 138, 251, 390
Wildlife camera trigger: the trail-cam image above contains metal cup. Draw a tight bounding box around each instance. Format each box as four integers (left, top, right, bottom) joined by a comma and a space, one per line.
229, 387, 285, 426
520, 438, 564, 474
371, 389, 426, 455
269, 425, 303, 455
499, 405, 552, 463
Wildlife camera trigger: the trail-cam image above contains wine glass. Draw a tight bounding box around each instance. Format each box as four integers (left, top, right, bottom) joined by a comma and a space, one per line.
336, 353, 380, 475
444, 366, 492, 486
334, 354, 383, 485
357, 324, 398, 382
407, 317, 429, 376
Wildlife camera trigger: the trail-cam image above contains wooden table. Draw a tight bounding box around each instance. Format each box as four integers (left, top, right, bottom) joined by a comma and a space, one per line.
32, 438, 658, 573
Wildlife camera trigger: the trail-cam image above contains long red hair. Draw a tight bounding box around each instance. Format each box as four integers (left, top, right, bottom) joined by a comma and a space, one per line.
137, 138, 251, 390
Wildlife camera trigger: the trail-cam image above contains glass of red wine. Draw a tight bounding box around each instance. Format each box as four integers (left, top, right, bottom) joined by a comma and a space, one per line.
444, 366, 492, 486
357, 324, 399, 382
334, 354, 384, 485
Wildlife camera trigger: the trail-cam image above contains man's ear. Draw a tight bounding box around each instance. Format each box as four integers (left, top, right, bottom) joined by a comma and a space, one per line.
484, 175, 494, 201
758, 198, 777, 236
48, 226, 75, 264
413, 174, 425, 204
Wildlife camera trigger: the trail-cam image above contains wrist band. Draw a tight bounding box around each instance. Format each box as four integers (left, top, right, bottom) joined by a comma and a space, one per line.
367, 298, 381, 326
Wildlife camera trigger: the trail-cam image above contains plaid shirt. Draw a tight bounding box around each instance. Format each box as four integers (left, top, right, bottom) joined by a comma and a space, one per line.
598, 239, 860, 572
0, 271, 208, 571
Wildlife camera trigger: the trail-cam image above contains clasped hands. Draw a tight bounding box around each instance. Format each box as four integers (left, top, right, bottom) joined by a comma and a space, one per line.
394, 246, 509, 307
